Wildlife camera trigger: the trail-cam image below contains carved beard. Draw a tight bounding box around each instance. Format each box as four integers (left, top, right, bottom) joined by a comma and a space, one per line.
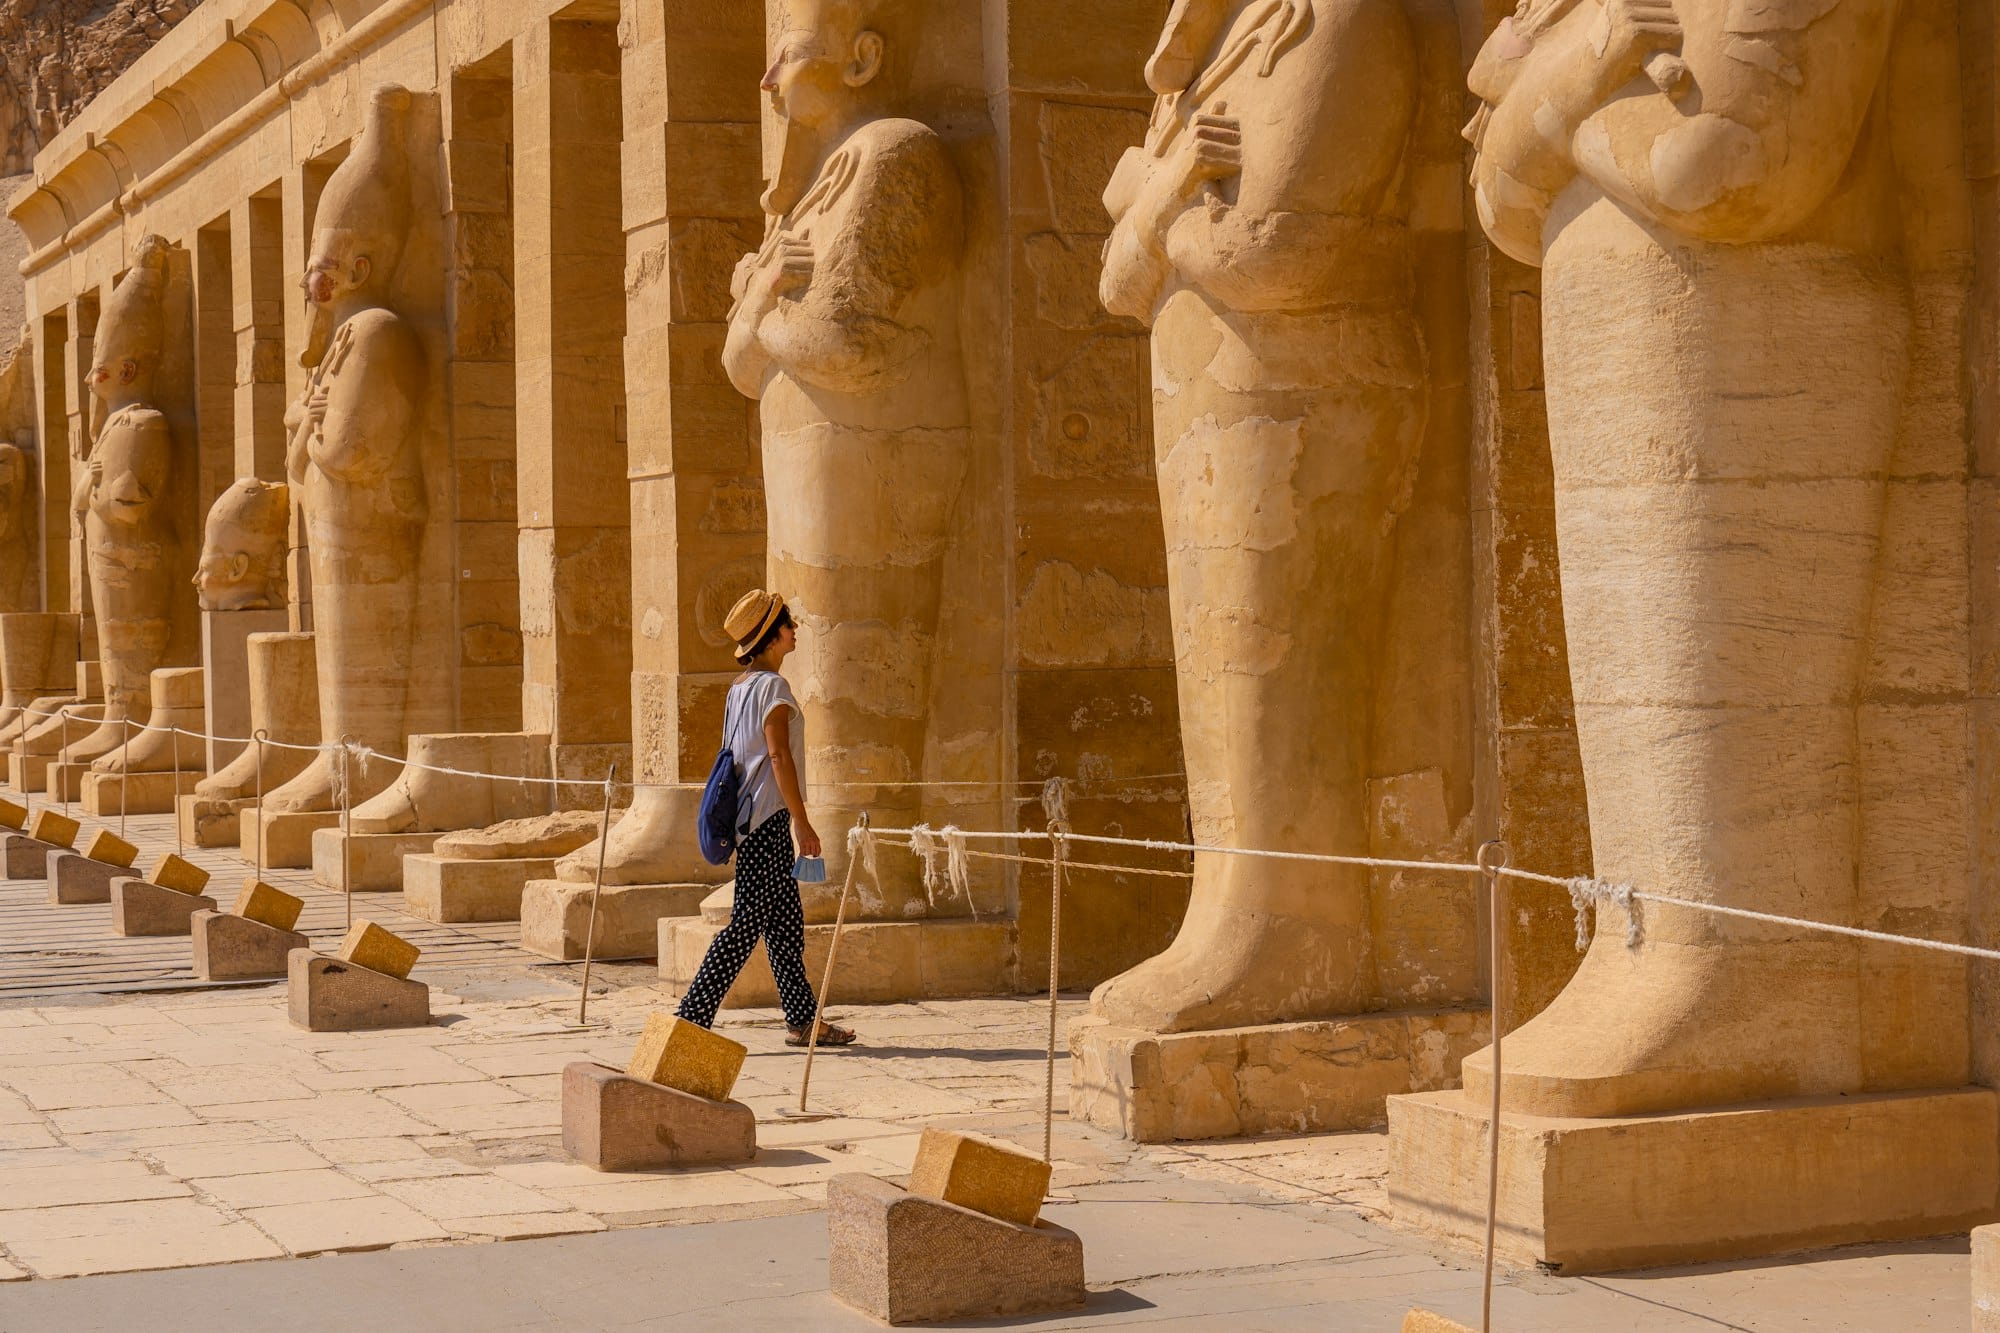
301, 294, 334, 370
1146, 0, 1237, 96
764, 113, 829, 217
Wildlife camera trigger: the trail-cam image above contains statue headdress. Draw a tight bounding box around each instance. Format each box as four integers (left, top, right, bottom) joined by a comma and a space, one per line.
91, 234, 171, 376
305, 83, 414, 343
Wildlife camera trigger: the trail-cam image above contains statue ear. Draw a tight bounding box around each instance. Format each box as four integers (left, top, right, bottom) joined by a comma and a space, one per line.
845, 30, 885, 88
228, 552, 250, 581
350, 254, 373, 288
120, 358, 139, 385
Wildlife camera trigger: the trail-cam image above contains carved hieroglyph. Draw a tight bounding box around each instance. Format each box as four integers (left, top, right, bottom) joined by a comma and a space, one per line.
1088, 0, 1427, 1032
62, 234, 185, 772
264, 84, 427, 813
193, 477, 287, 612
597, 0, 967, 905
1458, 0, 1910, 1112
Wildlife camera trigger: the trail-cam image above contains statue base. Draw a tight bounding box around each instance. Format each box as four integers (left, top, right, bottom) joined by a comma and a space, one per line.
560, 1062, 756, 1170
240, 808, 339, 869
47, 850, 126, 904
8, 753, 53, 793
660, 895, 1018, 1007
110, 877, 217, 937
519, 879, 711, 961
4, 834, 64, 878
201, 608, 288, 775
81, 769, 201, 817
827, 1174, 1085, 1325
1069, 1010, 1489, 1143
287, 948, 431, 1031
311, 828, 440, 892
180, 793, 249, 848
191, 909, 309, 981
1386, 1085, 1999, 1272
403, 853, 557, 923
1976, 1225, 2000, 1330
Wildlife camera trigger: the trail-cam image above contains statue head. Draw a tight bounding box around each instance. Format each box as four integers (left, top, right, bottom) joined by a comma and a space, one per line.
301, 83, 413, 364
193, 477, 289, 611
88, 234, 170, 405
762, 0, 913, 213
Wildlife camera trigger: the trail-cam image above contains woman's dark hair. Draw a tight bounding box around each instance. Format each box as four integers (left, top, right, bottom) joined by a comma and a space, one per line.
747, 605, 794, 661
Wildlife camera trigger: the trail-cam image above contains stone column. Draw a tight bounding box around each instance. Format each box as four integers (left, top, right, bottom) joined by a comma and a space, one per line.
32, 308, 67, 611
513, 14, 632, 789
62, 290, 97, 618
229, 193, 287, 482
192, 218, 237, 513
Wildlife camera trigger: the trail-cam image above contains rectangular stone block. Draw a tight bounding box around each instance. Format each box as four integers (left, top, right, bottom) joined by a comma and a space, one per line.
311, 828, 440, 892
1976, 1224, 2000, 1331
81, 769, 200, 816
337, 920, 420, 980
9, 752, 53, 793
231, 877, 304, 931
827, 1174, 1085, 1325
1070, 1010, 1490, 1143
111, 877, 218, 936
0, 795, 25, 829
242, 808, 339, 869
45, 761, 87, 805
148, 851, 212, 896
28, 808, 77, 848
625, 1013, 745, 1101
288, 950, 431, 1031
660, 915, 1018, 1008
47, 850, 124, 904
192, 909, 309, 981
402, 853, 554, 923
4, 834, 63, 877
560, 1062, 756, 1171
907, 1129, 1050, 1227
1387, 1086, 2000, 1272
520, 879, 711, 961
179, 793, 246, 847
83, 828, 137, 867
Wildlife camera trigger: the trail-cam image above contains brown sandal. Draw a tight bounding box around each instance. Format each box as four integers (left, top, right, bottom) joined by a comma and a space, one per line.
787, 1020, 857, 1047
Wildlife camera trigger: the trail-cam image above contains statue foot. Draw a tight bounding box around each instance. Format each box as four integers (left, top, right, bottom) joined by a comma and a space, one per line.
556, 784, 718, 884
93, 717, 203, 775
262, 751, 338, 813
57, 719, 128, 767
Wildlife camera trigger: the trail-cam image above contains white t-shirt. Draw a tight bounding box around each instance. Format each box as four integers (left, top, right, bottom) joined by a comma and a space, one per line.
726, 669, 806, 836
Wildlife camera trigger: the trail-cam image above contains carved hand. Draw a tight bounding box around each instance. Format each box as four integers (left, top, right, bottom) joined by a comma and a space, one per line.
1177, 112, 1243, 199
1588, 0, 1682, 88
770, 236, 815, 299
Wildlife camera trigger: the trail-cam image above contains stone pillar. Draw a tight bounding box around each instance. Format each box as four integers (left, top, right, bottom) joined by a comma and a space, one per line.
62, 290, 97, 617
230, 193, 287, 482
619, 0, 764, 788
32, 308, 66, 611
192, 218, 237, 513
514, 14, 632, 786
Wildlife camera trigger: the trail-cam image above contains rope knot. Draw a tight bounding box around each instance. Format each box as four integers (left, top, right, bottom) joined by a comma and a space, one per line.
1564, 876, 1645, 951
846, 820, 879, 885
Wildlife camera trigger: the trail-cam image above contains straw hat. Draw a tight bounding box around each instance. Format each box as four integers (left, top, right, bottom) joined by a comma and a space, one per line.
725, 589, 788, 664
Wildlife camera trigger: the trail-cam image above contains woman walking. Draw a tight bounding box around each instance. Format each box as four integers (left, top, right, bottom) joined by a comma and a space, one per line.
676, 589, 857, 1047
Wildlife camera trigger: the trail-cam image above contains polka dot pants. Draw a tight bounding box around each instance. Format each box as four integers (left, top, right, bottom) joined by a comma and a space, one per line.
676, 810, 819, 1031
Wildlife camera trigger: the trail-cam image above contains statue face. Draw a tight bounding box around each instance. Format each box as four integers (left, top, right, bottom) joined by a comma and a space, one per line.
192, 536, 256, 610
763, 0, 883, 133
84, 355, 141, 402
302, 231, 374, 309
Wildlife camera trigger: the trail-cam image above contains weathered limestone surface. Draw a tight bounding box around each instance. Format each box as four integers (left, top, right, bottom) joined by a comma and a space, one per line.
190, 909, 308, 981
187, 630, 319, 847
2, 832, 62, 878
287, 949, 430, 1032
559, 1062, 756, 1172
338, 919, 420, 979
827, 1173, 1085, 1325
242, 808, 339, 871
1072, 1010, 1489, 1143
1977, 1225, 2000, 1332
0, 613, 79, 736
231, 877, 304, 930
310, 828, 439, 893
47, 850, 125, 904
661, 907, 1017, 1008
87, 665, 203, 779
348, 731, 554, 834
625, 1013, 745, 1101
110, 876, 215, 936
402, 853, 554, 923
520, 878, 710, 961
907, 1128, 1049, 1227
198, 607, 289, 777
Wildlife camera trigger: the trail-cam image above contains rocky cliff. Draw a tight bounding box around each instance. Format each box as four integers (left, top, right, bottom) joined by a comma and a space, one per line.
0, 0, 196, 176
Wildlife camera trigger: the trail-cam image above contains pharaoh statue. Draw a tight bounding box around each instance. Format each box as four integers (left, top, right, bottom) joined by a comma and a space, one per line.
193, 478, 288, 612
576, 0, 966, 905
1088, 0, 1426, 1032
1455, 0, 1912, 1113
263, 83, 427, 814
60, 235, 186, 773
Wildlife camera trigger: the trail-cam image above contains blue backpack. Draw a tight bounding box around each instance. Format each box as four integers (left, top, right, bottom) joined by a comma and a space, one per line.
696, 681, 746, 865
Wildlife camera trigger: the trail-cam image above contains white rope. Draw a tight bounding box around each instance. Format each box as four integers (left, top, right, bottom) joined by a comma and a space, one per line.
846, 820, 879, 886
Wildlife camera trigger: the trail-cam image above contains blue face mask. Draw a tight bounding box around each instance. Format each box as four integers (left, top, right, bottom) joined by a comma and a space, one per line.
793, 855, 826, 883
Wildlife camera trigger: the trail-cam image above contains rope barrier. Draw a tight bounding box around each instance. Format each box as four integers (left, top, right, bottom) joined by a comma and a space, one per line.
576, 764, 618, 1028
1044, 819, 1067, 1164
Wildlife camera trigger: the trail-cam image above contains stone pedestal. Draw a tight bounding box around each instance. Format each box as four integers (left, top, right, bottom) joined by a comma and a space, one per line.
311, 828, 439, 893
82, 769, 200, 817
44, 761, 88, 804
241, 808, 339, 869
1386, 1086, 2000, 1272
287, 949, 431, 1031
660, 904, 1017, 1008
827, 1174, 1086, 1325
201, 608, 288, 775
110, 878, 217, 937
4, 833, 64, 878
1069, 1010, 1489, 1143
403, 853, 555, 923
180, 793, 248, 847
520, 879, 711, 961
191, 910, 309, 981
1975, 1225, 2000, 1331
560, 1062, 757, 1171
9, 752, 54, 792
47, 850, 126, 904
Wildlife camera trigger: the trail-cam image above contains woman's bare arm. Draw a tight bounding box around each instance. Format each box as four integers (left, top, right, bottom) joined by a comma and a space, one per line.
764, 704, 820, 858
